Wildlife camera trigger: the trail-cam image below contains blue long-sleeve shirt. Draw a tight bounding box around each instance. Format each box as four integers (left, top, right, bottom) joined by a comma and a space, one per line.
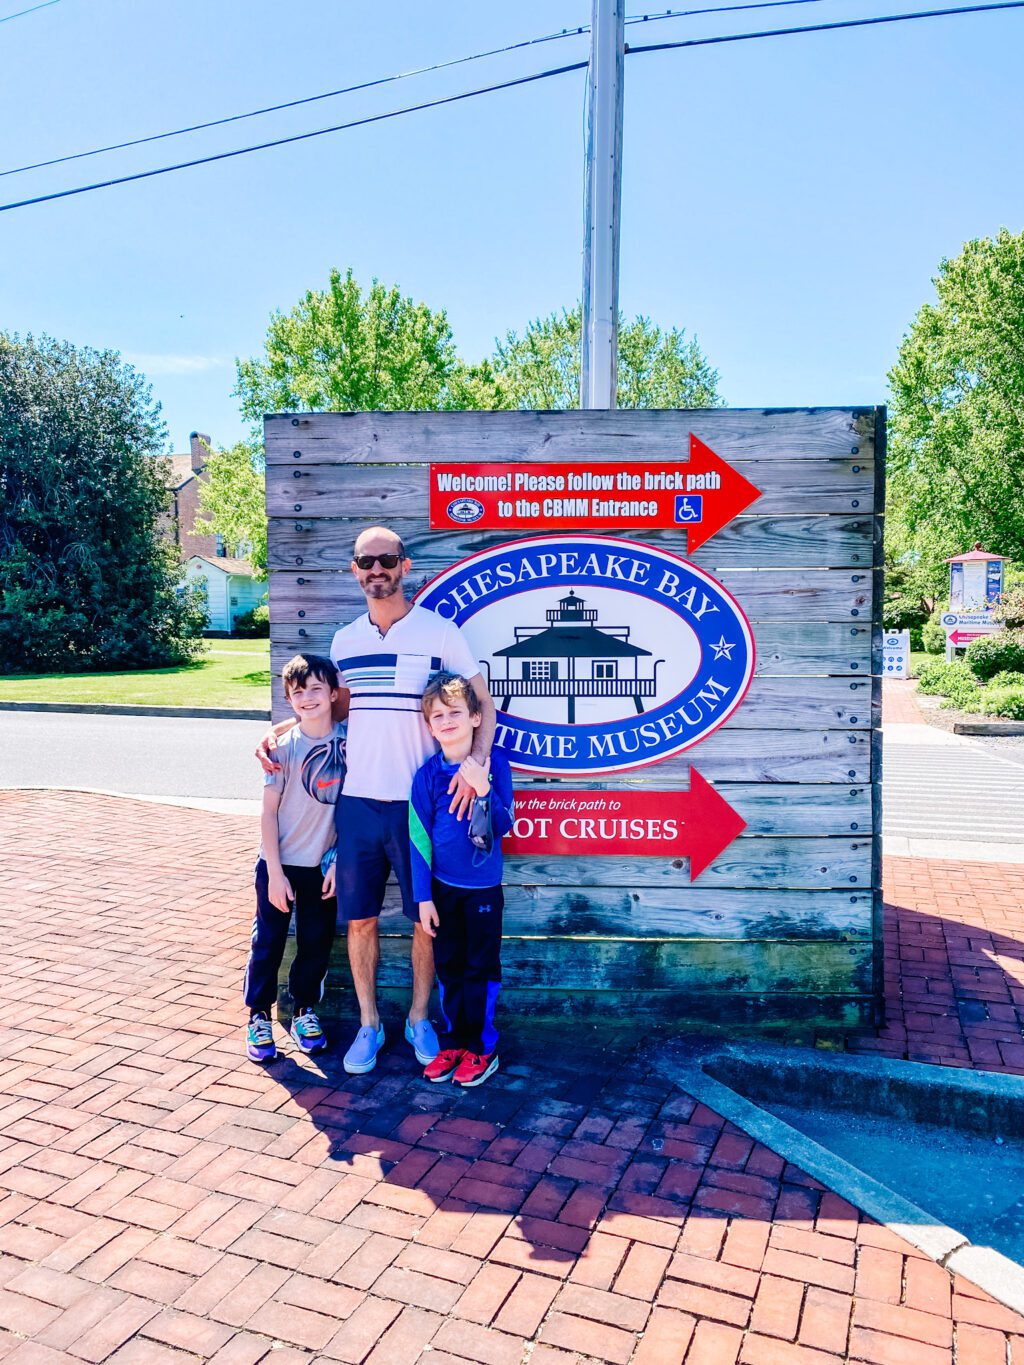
408, 750, 515, 901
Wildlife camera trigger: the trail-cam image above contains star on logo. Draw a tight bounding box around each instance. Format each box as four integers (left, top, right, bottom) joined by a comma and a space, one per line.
710, 636, 736, 660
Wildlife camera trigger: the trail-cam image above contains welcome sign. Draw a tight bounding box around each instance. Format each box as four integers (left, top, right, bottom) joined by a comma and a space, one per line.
415, 534, 755, 775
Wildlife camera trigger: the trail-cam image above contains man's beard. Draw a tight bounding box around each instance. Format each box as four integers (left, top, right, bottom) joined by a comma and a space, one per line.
364, 577, 401, 598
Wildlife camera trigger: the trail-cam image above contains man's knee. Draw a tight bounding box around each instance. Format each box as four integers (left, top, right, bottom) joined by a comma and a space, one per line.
347, 916, 380, 940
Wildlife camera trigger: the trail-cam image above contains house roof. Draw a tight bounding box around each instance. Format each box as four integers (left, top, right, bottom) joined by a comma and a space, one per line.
495, 626, 651, 659
163, 453, 197, 491
188, 555, 256, 578
946, 544, 1006, 563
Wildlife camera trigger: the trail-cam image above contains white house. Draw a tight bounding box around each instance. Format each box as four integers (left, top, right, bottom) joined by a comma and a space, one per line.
185, 555, 265, 634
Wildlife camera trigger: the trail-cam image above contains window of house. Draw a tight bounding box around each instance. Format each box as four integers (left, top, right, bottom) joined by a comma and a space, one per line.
593, 661, 617, 679
526, 661, 556, 680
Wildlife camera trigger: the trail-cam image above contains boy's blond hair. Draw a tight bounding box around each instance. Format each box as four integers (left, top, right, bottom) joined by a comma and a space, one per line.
421, 670, 481, 722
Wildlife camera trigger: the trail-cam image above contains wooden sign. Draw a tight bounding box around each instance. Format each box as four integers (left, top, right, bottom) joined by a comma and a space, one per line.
266, 408, 884, 1032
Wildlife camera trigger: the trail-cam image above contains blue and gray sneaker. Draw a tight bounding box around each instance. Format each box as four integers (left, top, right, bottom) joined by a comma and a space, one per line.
290, 1007, 327, 1054
405, 1017, 440, 1065
343, 1023, 385, 1074
246, 1011, 276, 1063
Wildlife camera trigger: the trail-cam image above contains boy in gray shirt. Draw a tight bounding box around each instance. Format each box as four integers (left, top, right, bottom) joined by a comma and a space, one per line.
244, 654, 347, 1062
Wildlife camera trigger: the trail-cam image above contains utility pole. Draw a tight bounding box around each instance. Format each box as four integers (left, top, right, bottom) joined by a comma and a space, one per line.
580, 0, 625, 410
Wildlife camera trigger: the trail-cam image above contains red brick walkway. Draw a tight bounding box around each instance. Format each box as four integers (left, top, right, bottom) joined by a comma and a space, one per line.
2, 791, 1024, 1364
882, 680, 927, 725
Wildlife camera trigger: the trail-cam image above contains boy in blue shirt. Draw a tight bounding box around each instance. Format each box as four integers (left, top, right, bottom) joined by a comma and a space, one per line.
244, 654, 346, 1063
409, 672, 514, 1087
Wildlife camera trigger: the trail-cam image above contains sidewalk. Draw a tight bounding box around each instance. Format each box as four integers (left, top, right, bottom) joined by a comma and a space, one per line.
3, 789, 1024, 1364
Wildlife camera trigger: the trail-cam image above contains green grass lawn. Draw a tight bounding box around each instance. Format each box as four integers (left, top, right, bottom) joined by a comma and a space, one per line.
0, 638, 271, 709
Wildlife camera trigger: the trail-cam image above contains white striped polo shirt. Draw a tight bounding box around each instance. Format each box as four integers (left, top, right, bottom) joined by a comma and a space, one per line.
330, 604, 480, 801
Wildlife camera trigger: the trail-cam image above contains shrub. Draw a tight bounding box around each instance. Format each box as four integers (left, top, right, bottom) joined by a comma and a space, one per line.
921, 610, 947, 654
233, 602, 269, 638
964, 629, 1024, 681
989, 670, 1024, 689
977, 688, 1024, 721
916, 660, 982, 710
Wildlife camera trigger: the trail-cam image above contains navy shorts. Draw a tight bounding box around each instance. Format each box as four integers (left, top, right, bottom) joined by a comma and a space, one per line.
336, 794, 417, 924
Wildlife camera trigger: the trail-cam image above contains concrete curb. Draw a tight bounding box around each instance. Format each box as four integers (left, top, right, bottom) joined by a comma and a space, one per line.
0, 700, 270, 721
652, 1039, 1024, 1317
1, 784, 262, 816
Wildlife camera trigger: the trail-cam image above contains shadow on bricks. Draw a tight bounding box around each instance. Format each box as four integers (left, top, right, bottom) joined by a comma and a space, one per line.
3, 790, 1024, 1364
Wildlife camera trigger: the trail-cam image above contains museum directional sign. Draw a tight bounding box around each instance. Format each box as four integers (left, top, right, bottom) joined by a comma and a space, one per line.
428, 433, 762, 553
415, 534, 755, 776
504, 772, 748, 880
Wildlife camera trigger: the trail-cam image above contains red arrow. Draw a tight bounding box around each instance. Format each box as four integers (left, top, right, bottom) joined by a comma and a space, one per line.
502, 769, 746, 880
949, 630, 986, 645
681, 766, 748, 880
683, 434, 762, 555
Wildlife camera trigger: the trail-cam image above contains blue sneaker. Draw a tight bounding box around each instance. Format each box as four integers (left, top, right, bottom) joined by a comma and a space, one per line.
343, 1023, 385, 1074
405, 1017, 440, 1065
246, 1012, 276, 1063
290, 1007, 327, 1054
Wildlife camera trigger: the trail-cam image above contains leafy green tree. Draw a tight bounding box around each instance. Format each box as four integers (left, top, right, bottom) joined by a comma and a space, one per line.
887, 228, 1024, 591
196, 440, 267, 573
0, 334, 205, 673
235, 267, 483, 429
490, 306, 722, 409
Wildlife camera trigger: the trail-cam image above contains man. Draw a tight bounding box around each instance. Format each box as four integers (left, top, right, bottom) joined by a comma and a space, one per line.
258, 526, 495, 1074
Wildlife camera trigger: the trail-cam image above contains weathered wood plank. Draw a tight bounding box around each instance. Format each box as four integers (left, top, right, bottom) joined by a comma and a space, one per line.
370, 883, 872, 938
271, 670, 876, 731
355, 935, 873, 993
266, 407, 875, 464
271, 619, 872, 676
267, 515, 879, 572
267, 459, 875, 518
268, 567, 876, 624
499, 838, 870, 891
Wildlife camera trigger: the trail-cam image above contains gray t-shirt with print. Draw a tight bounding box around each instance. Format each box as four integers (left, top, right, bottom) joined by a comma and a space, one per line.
260, 722, 347, 867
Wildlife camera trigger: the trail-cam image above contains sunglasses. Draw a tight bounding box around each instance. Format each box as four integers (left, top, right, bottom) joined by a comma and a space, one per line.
354, 553, 402, 570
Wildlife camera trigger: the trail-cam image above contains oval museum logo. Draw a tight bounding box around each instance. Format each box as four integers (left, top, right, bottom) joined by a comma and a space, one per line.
416, 534, 755, 775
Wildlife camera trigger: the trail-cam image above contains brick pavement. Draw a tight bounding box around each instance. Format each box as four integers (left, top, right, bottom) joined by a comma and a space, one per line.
2, 788, 1024, 1364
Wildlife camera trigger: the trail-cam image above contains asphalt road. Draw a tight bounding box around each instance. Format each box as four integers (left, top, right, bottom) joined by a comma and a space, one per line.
0, 712, 267, 804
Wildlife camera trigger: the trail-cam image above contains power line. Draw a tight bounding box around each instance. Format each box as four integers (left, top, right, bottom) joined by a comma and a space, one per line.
0, 59, 589, 214
1, 0, 1021, 215
627, 0, 1024, 50
0, 0, 61, 23
0, 0, 832, 180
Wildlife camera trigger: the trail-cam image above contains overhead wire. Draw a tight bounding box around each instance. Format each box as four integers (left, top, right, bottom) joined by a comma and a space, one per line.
626, 0, 1024, 50
0, 59, 589, 214
0, 0, 836, 179
1, 0, 1022, 214
0, 0, 61, 23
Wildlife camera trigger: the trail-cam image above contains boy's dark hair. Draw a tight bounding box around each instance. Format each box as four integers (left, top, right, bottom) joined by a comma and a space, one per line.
421, 670, 481, 721
282, 653, 338, 696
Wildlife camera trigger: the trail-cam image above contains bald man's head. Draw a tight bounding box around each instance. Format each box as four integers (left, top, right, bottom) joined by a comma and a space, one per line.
351, 526, 410, 601
353, 526, 404, 559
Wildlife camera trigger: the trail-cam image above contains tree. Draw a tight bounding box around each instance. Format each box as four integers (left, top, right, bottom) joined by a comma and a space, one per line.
0, 334, 206, 673
887, 228, 1024, 595
235, 267, 482, 430
196, 440, 268, 574
490, 306, 722, 409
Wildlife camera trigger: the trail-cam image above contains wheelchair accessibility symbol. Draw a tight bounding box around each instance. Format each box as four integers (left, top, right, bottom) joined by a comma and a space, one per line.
674, 494, 703, 524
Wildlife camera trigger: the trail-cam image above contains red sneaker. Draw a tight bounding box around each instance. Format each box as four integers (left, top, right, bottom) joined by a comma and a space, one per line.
453, 1051, 499, 1088
423, 1048, 465, 1082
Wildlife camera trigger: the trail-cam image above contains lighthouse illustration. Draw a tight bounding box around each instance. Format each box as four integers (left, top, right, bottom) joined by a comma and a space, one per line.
483, 590, 663, 723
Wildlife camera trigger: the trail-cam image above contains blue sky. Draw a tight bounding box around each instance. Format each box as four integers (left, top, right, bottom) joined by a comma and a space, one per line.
2, 0, 1022, 453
